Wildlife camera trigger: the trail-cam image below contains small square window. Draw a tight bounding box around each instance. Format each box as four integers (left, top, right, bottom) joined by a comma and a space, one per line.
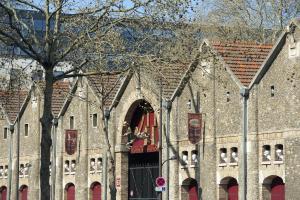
220, 148, 227, 163
4, 165, 8, 177
97, 158, 102, 171
71, 160, 76, 172
70, 116, 74, 129
191, 150, 198, 165
24, 124, 29, 136
0, 166, 3, 177
226, 92, 230, 102
3, 127, 8, 139
92, 114, 98, 127
275, 144, 284, 161
263, 145, 271, 161
90, 158, 96, 171
181, 151, 188, 166
20, 164, 24, 176
64, 160, 70, 173
230, 147, 238, 163
270, 85, 275, 97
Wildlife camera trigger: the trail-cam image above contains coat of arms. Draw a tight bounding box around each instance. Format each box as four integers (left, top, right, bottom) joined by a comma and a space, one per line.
188, 113, 202, 144
65, 130, 78, 155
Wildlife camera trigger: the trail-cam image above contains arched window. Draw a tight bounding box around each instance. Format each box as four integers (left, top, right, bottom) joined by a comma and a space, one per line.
219, 177, 238, 200
65, 183, 75, 200
181, 178, 199, 200
19, 185, 28, 200
263, 176, 285, 200
0, 186, 7, 200
90, 182, 101, 200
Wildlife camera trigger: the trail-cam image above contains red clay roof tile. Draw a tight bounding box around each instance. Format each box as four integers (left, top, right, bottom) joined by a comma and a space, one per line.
37, 81, 70, 117
0, 89, 29, 122
87, 74, 123, 108
212, 41, 273, 86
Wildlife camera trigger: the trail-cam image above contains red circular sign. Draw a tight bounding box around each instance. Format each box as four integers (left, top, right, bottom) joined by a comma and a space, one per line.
156, 177, 166, 187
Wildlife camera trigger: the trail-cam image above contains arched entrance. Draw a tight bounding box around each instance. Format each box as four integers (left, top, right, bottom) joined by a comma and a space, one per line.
65, 183, 75, 200
124, 100, 159, 200
263, 176, 285, 200
19, 185, 28, 200
219, 177, 238, 200
181, 178, 199, 200
0, 186, 7, 200
90, 182, 101, 200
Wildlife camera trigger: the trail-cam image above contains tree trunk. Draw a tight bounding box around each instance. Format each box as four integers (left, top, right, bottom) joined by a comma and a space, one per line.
40, 68, 54, 200
108, 157, 117, 200
103, 114, 117, 200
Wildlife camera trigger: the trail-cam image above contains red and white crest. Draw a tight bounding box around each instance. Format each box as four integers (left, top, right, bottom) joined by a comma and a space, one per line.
188, 113, 202, 144
65, 130, 78, 155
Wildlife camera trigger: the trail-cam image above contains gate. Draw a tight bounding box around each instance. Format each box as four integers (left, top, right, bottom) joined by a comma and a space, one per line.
128, 152, 159, 200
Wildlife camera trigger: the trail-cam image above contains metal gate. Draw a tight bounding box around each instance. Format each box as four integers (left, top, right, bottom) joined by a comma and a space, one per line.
128, 152, 159, 200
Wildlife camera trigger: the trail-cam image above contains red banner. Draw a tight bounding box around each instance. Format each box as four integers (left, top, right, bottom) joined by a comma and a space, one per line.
188, 113, 202, 144
65, 130, 78, 155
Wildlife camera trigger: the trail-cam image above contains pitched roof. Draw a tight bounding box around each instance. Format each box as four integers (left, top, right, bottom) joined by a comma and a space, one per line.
140, 60, 190, 100
212, 41, 273, 86
0, 89, 29, 122
36, 81, 71, 117
87, 74, 124, 108
160, 64, 189, 98
52, 81, 70, 116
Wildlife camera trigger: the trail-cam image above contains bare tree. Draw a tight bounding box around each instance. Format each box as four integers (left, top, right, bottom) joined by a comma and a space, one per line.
0, 0, 195, 199
196, 0, 300, 42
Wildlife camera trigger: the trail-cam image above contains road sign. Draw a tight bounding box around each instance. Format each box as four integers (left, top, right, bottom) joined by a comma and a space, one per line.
156, 177, 166, 187
155, 186, 166, 192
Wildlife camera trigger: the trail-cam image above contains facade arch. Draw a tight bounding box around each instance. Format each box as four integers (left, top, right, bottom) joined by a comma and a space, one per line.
219, 176, 238, 200
65, 183, 75, 200
115, 87, 160, 146
90, 182, 101, 200
181, 178, 199, 200
0, 186, 7, 200
262, 175, 285, 200
19, 185, 28, 200
115, 98, 160, 199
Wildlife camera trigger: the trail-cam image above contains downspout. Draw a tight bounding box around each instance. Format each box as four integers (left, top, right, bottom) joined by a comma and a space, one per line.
158, 77, 163, 200
165, 100, 172, 200
7, 124, 14, 200
103, 108, 110, 200
15, 88, 21, 200
240, 87, 249, 200
51, 118, 58, 200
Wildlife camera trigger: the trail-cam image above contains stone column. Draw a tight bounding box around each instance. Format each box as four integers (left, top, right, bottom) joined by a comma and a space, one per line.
10, 129, 18, 200
28, 156, 40, 199
75, 84, 89, 199
245, 86, 259, 200
55, 117, 65, 199
29, 94, 41, 200
115, 145, 128, 200
168, 100, 179, 200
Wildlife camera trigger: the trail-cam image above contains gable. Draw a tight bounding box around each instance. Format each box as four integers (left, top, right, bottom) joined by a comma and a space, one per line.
212, 41, 273, 86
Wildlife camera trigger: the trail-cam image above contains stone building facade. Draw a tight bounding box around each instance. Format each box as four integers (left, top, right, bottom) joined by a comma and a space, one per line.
1, 19, 300, 200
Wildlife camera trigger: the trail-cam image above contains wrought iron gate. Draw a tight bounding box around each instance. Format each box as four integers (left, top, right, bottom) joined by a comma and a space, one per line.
128, 152, 159, 200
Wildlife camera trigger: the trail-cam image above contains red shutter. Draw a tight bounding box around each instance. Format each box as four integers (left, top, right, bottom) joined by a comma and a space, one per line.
1, 186, 7, 200
228, 184, 238, 200
271, 177, 285, 200
189, 185, 198, 200
20, 186, 28, 200
67, 185, 75, 200
92, 183, 101, 200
